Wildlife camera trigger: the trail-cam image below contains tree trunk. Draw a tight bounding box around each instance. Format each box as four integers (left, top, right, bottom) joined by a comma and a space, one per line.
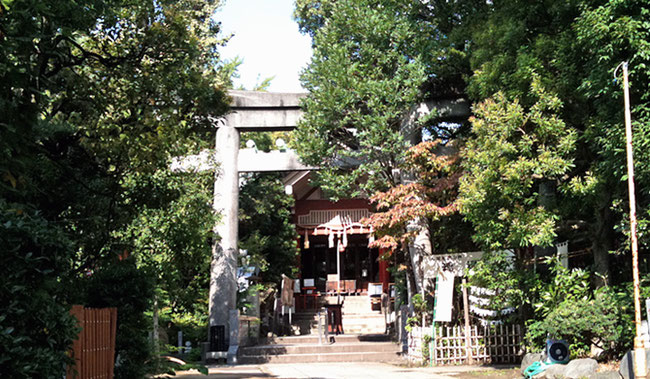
407, 218, 431, 296
152, 292, 160, 370
592, 191, 613, 287
534, 180, 557, 267
402, 244, 417, 314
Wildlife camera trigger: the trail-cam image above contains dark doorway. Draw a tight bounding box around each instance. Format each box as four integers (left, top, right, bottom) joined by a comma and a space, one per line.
299, 234, 379, 292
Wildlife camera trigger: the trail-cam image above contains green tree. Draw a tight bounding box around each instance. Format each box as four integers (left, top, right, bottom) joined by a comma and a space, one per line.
460, 0, 650, 285
459, 81, 577, 250
1, 0, 230, 376
570, 0, 650, 282
239, 172, 299, 285
294, 0, 427, 198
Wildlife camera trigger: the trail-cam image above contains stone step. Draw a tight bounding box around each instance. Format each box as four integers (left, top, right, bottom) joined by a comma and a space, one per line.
343, 327, 386, 334
302, 324, 386, 335
239, 337, 402, 364
239, 350, 402, 364
242, 341, 398, 356
302, 324, 387, 335
265, 333, 391, 345
295, 314, 388, 335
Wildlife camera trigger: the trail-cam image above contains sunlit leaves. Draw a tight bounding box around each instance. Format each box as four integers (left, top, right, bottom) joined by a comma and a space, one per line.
294, 0, 427, 199
459, 81, 576, 249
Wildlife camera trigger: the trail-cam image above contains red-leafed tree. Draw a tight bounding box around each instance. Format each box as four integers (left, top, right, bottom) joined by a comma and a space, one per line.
363, 140, 465, 255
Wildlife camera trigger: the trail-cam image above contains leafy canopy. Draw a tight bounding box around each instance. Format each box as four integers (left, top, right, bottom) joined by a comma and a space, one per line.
294, 0, 427, 199
459, 80, 576, 250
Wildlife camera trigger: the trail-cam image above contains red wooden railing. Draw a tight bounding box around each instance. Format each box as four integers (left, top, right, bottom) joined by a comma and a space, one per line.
67, 305, 117, 379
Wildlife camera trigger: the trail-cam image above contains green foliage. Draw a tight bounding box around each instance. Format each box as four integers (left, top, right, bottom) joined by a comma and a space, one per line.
84, 259, 155, 379
405, 293, 430, 333
1, 0, 230, 375
422, 334, 432, 364
412, 293, 429, 317
459, 81, 576, 250
571, 1, 650, 255
523, 259, 643, 359
166, 310, 208, 357
0, 201, 79, 378
239, 172, 298, 285
459, 0, 650, 283
532, 257, 590, 318
468, 250, 529, 316
294, 0, 427, 199
525, 285, 633, 360
115, 168, 215, 316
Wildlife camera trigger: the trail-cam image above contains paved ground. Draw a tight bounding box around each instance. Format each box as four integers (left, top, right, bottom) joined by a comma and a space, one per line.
174, 362, 520, 379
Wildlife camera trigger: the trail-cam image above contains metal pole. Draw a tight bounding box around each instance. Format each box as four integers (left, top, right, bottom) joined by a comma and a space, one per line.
621, 61, 646, 379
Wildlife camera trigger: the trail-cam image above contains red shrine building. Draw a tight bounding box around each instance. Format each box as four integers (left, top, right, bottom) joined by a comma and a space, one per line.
284, 171, 392, 303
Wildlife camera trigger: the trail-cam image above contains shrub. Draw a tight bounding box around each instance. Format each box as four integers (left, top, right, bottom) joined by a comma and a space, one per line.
0, 203, 79, 378
526, 282, 634, 360
84, 259, 155, 379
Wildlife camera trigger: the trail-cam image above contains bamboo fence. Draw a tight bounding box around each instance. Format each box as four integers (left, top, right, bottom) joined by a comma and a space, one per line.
67, 305, 118, 379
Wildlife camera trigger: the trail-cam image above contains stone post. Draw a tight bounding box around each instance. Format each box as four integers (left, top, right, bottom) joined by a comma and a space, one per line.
208, 119, 240, 346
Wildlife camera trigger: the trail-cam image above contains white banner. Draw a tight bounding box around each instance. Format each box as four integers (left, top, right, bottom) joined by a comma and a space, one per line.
434, 273, 455, 322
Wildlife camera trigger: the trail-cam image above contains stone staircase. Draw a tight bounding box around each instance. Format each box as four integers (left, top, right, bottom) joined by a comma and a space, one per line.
238, 295, 401, 364
327, 295, 387, 334
291, 295, 387, 335
238, 334, 401, 364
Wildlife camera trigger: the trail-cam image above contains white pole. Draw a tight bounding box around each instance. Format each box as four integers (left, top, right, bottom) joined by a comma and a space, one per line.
337, 238, 341, 304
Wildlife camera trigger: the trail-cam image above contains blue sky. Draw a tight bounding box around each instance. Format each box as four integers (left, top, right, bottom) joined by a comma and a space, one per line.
216, 0, 313, 93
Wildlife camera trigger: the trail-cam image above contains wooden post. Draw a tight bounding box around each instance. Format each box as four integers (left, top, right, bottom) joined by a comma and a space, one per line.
621, 61, 647, 379
462, 277, 472, 364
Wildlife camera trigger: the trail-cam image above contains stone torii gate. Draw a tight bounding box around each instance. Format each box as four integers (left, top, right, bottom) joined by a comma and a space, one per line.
206, 90, 309, 363
175, 90, 470, 362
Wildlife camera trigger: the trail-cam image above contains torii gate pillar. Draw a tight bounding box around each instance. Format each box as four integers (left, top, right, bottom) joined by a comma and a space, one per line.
208, 118, 239, 356
206, 91, 306, 362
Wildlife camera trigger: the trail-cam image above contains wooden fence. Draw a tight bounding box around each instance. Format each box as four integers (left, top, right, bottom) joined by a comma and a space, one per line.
67, 305, 118, 379
409, 324, 523, 365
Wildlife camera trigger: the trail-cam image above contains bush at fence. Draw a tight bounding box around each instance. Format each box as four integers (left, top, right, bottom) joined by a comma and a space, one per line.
525, 285, 633, 360
84, 258, 155, 379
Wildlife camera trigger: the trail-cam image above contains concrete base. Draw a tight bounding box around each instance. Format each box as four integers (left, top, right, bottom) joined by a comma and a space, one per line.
227, 345, 239, 365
